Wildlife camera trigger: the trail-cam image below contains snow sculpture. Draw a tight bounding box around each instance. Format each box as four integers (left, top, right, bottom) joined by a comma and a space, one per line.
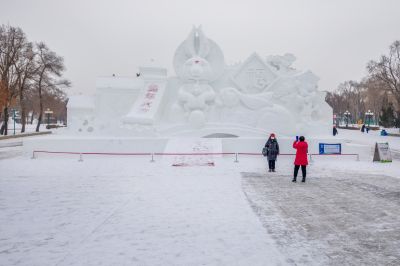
67, 95, 95, 133
122, 66, 168, 126
66, 26, 332, 138
172, 26, 224, 128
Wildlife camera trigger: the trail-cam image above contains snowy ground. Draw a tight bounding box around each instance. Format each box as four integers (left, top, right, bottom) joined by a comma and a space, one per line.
1, 122, 48, 136
0, 129, 400, 265
337, 127, 400, 151
0, 156, 286, 266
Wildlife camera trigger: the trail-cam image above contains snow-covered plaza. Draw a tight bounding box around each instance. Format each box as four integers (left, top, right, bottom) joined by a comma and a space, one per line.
1, 129, 400, 265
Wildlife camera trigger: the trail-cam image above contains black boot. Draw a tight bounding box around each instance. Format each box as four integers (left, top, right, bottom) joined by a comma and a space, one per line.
301, 178, 306, 183
292, 178, 296, 182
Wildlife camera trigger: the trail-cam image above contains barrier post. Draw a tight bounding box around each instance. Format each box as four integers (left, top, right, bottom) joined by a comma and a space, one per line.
31, 151, 36, 159
234, 153, 239, 163
78, 153, 83, 162
150, 153, 155, 162
309, 154, 313, 163
356, 154, 360, 161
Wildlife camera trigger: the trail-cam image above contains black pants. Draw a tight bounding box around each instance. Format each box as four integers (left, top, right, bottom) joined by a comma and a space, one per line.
293, 165, 306, 180
268, 160, 275, 170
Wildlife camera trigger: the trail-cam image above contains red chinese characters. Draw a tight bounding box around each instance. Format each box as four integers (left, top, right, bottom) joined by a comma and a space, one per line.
139, 84, 159, 112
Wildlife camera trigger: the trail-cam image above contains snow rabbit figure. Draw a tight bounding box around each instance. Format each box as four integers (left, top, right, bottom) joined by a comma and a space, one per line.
176, 26, 216, 128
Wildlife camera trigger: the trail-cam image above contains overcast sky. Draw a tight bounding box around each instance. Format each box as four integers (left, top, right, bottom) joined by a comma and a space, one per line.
1, 0, 399, 95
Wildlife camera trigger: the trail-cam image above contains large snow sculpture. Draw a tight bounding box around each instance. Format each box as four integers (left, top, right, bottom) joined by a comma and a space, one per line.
66, 26, 332, 138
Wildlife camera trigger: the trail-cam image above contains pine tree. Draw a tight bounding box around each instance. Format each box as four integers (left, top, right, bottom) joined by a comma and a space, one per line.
395, 111, 400, 128
380, 103, 395, 127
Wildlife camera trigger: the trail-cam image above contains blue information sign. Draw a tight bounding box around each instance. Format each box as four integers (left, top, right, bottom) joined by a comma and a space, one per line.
319, 143, 341, 154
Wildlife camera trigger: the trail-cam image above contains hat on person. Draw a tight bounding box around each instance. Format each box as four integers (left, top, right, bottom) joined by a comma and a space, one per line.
270, 133, 276, 138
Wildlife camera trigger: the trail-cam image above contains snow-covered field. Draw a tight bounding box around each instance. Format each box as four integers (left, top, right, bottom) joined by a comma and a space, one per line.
0, 129, 400, 265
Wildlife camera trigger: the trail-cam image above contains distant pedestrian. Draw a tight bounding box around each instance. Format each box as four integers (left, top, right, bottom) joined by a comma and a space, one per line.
292, 136, 308, 183
333, 125, 338, 136
361, 124, 366, 133
264, 133, 280, 172
381, 129, 388, 136
366, 126, 370, 133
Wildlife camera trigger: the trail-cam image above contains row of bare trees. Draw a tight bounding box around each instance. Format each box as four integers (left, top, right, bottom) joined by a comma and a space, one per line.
326, 40, 400, 127
0, 24, 69, 135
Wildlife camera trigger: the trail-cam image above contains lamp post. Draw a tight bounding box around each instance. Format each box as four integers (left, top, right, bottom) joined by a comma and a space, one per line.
44, 108, 53, 128
365, 109, 373, 127
344, 110, 350, 128
11, 108, 16, 135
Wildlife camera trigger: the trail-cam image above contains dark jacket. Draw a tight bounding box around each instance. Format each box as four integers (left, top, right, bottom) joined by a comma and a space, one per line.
333, 127, 338, 136
265, 138, 279, 160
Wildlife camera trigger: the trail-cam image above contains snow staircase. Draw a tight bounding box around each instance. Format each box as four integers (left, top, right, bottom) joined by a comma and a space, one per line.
163, 138, 222, 167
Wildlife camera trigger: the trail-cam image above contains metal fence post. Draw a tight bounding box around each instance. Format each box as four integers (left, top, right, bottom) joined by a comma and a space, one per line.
356, 154, 360, 161
234, 153, 239, 163
31, 151, 36, 159
150, 153, 155, 162
78, 153, 83, 162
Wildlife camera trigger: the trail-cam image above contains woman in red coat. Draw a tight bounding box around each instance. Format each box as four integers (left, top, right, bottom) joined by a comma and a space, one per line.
292, 136, 308, 183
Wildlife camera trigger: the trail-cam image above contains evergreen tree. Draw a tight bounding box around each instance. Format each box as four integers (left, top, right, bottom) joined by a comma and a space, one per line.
395, 111, 400, 128
380, 103, 395, 127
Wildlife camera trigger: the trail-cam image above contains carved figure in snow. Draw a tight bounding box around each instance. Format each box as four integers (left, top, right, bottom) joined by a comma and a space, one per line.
173, 26, 224, 128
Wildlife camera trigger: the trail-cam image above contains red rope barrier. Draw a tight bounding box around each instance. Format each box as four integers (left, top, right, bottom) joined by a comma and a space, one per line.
33, 150, 152, 156
310, 153, 358, 156
32, 150, 359, 156
154, 152, 236, 156
238, 153, 296, 156
31, 150, 359, 161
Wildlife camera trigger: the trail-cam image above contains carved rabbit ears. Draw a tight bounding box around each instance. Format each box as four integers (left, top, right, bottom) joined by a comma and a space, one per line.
184, 25, 210, 58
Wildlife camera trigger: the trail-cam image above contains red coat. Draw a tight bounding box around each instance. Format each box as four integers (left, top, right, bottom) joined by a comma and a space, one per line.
293, 141, 308, 165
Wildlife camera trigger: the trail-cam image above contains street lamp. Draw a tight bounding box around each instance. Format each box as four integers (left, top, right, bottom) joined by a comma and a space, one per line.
44, 108, 53, 128
10, 108, 16, 135
365, 109, 373, 127
344, 110, 350, 128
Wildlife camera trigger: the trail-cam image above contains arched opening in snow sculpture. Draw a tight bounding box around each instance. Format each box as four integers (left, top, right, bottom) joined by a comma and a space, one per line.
203, 133, 239, 138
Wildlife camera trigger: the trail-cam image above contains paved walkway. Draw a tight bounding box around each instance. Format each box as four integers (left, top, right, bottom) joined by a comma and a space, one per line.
241, 170, 400, 265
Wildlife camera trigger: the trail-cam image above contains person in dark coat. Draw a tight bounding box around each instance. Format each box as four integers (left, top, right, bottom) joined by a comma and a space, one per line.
264, 133, 280, 172
292, 136, 308, 183
361, 124, 366, 133
333, 125, 338, 136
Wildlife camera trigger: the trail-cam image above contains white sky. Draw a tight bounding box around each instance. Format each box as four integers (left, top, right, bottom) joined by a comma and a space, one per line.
1, 0, 400, 95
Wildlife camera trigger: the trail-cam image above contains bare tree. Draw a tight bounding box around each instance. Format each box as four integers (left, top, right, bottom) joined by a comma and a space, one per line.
34, 42, 69, 132
42, 87, 67, 124
14, 42, 36, 132
367, 40, 400, 108
361, 77, 391, 125
336, 81, 366, 122
0, 25, 26, 135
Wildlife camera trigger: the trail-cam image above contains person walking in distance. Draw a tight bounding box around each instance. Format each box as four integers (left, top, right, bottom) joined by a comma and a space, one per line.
264, 133, 280, 172
333, 125, 338, 136
292, 136, 308, 182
